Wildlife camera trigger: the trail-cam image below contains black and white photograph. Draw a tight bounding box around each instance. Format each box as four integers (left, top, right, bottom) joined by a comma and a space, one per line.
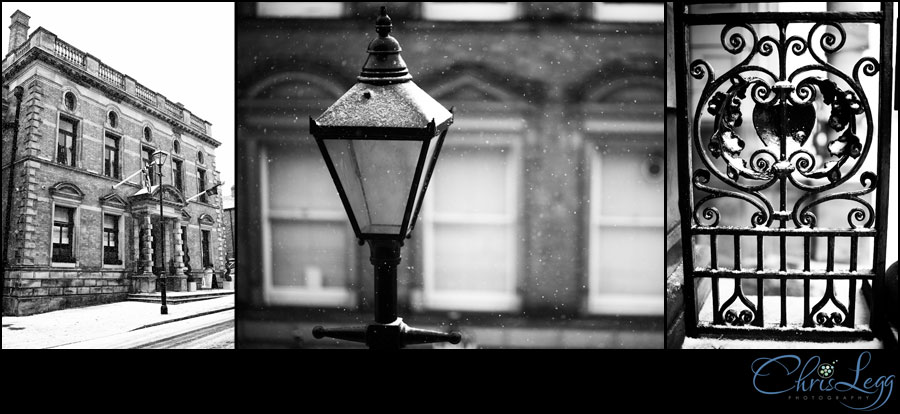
1, 2, 236, 349
235, 2, 665, 348
666, 2, 899, 350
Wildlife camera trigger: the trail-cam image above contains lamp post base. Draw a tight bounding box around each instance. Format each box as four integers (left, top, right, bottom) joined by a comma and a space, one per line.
313, 318, 461, 349
312, 240, 462, 348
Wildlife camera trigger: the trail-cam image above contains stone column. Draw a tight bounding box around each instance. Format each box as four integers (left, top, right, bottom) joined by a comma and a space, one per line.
173, 223, 185, 276
142, 215, 153, 274
169, 219, 188, 291
131, 214, 156, 293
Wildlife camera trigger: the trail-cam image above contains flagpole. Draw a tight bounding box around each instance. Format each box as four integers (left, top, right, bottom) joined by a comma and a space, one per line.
111, 169, 143, 190
185, 183, 222, 203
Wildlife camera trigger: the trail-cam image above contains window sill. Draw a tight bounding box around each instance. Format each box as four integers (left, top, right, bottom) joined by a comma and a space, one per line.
51, 262, 77, 268
589, 294, 663, 315
265, 288, 354, 307
422, 291, 521, 312
102, 264, 126, 270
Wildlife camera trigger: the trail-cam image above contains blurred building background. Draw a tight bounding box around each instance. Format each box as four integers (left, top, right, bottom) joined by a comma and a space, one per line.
236, 2, 664, 348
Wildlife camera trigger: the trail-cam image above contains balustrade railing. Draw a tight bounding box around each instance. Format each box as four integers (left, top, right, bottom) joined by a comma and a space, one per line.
54, 39, 85, 67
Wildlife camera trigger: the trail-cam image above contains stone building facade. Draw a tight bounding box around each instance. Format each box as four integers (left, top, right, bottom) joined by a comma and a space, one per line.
236, 2, 664, 348
2, 10, 228, 315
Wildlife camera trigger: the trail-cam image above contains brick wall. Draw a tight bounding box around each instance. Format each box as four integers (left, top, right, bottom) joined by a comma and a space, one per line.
2, 46, 226, 315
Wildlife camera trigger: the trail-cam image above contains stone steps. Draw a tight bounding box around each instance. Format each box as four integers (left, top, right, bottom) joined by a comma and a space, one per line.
127, 290, 233, 304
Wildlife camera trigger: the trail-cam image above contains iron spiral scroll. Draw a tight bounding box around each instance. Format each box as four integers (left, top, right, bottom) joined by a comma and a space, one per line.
688, 20, 883, 330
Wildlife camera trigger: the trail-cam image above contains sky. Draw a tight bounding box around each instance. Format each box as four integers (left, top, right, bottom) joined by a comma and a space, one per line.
1, 2, 235, 197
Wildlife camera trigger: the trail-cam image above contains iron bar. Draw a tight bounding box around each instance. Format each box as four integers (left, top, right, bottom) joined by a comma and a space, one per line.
692, 226, 877, 237
683, 11, 884, 25
694, 269, 875, 280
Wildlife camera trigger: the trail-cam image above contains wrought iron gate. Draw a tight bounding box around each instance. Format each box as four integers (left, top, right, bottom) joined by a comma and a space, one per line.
674, 3, 895, 341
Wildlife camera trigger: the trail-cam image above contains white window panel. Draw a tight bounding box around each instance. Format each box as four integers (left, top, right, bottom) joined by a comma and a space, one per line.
267, 144, 342, 212
433, 146, 509, 216
424, 133, 520, 311
257, 2, 344, 18
422, 2, 519, 22
589, 138, 663, 315
593, 2, 664, 22
261, 144, 354, 307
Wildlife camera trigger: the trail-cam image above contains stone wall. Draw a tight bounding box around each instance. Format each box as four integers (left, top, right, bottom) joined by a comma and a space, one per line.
2, 46, 226, 315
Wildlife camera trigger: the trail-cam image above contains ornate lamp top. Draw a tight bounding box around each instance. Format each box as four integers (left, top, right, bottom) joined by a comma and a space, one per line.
358, 7, 413, 85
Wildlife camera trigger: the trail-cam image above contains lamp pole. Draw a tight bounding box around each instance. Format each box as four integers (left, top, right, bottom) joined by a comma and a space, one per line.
154, 152, 168, 315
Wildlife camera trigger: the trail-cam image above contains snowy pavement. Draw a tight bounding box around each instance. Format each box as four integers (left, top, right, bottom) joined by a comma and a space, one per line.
2, 294, 234, 349
56, 310, 235, 349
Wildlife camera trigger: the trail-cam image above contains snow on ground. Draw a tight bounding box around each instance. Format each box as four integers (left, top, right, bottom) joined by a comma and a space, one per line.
683, 336, 883, 349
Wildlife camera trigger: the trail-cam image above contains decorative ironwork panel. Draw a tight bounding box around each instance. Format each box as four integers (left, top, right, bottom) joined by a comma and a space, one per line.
674, 4, 894, 341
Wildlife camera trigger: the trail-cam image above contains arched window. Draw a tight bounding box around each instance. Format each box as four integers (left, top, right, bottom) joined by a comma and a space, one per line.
143, 126, 152, 141
64, 92, 76, 111
197, 150, 205, 165
108, 111, 118, 128
173, 139, 180, 154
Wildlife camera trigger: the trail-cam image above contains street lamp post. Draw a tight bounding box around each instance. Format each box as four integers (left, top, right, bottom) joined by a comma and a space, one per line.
152, 150, 169, 315
310, 7, 461, 349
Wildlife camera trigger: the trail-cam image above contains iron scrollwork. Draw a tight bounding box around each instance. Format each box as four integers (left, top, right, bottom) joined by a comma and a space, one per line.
690, 21, 880, 231
688, 18, 885, 331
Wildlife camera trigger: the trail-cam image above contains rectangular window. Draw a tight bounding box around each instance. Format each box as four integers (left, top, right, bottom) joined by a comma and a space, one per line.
588, 139, 663, 314
103, 214, 120, 265
201, 229, 212, 268
198, 168, 208, 203
173, 159, 183, 192
261, 144, 354, 306
422, 2, 519, 21
104, 133, 120, 179
593, 2, 664, 22
142, 146, 157, 186
423, 135, 520, 311
52, 206, 75, 263
57, 117, 78, 166
256, 2, 344, 18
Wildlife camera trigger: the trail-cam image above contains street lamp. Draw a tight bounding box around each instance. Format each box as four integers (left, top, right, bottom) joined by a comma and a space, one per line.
152, 150, 169, 315
310, 7, 460, 349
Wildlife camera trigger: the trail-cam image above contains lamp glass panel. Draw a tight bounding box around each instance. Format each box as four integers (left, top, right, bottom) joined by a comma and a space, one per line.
323, 138, 423, 236
408, 134, 441, 229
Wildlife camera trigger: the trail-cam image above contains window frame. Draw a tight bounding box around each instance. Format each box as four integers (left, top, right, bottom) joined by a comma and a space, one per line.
592, 2, 665, 23
421, 130, 522, 312
51, 205, 76, 264
107, 110, 119, 129
201, 229, 212, 269
142, 145, 158, 186
421, 2, 520, 22
49, 202, 79, 267
197, 167, 208, 203
103, 131, 122, 179
256, 2, 345, 19
143, 125, 153, 142
172, 157, 184, 193
587, 133, 664, 315
101, 212, 125, 268
259, 144, 356, 307
55, 114, 79, 167
63, 91, 77, 111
